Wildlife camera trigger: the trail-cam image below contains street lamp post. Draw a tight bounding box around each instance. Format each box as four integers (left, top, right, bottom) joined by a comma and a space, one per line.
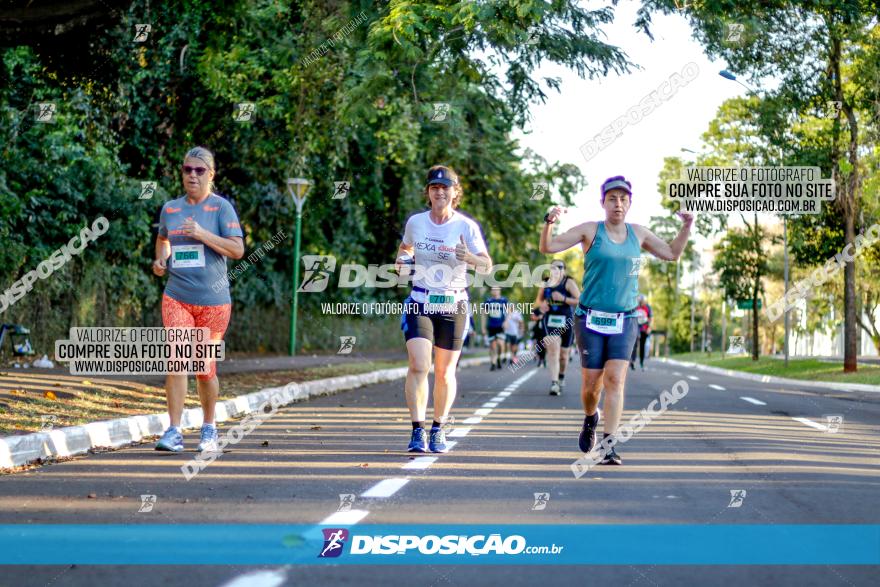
719, 69, 790, 365
287, 178, 312, 356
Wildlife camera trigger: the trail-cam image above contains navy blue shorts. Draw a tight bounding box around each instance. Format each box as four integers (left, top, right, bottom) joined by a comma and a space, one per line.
401, 296, 470, 351
574, 313, 640, 369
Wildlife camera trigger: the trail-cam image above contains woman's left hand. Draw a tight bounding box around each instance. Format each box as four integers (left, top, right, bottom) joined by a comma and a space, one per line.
676, 211, 695, 226
550, 291, 565, 302
455, 234, 470, 263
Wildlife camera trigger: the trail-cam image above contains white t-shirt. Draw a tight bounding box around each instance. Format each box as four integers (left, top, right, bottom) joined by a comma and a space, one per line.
402, 210, 488, 303
503, 310, 523, 337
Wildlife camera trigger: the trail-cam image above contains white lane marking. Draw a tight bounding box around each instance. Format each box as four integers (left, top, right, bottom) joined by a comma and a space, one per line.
709, 384, 726, 391
402, 456, 438, 470
462, 417, 482, 425
740, 396, 767, 405
490, 396, 505, 402
687, 375, 699, 381
445, 441, 458, 450
361, 478, 409, 498
498, 391, 512, 397
448, 427, 471, 438
474, 408, 492, 416
793, 417, 827, 431
482, 402, 499, 408
515, 370, 537, 384
220, 570, 287, 587
673, 371, 682, 376
319, 509, 369, 525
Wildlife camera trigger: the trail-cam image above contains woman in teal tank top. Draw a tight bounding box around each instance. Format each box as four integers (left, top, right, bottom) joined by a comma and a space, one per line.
538, 175, 694, 466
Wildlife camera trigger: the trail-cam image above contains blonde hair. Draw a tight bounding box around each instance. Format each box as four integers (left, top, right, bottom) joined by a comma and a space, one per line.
184, 146, 217, 193
423, 165, 463, 209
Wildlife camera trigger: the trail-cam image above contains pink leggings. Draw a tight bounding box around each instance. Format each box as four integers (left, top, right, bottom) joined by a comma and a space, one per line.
161, 294, 231, 381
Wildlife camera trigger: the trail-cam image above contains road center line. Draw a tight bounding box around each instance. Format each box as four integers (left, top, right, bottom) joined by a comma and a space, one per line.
448, 427, 471, 438
482, 402, 499, 408
792, 417, 828, 431
318, 509, 369, 525
462, 417, 482, 424
473, 408, 492, 416
361, 478, 409, 498
740, 396, 767, 405
402, 456, 438, 470
687, 375, 699, 381
709, 384, 726, 390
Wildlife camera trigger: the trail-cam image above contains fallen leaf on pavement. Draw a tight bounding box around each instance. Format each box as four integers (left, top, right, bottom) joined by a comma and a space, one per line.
310, 426, 322, 430
87, 493, 96, 499
44, 391, 58, 400
261, 441, 269, 446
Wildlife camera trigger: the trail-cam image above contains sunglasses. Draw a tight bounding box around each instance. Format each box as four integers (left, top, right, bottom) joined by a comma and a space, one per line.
182, 165, 208, 176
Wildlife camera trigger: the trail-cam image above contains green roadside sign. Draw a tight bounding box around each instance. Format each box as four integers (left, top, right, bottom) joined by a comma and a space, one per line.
737, 299, 762, 310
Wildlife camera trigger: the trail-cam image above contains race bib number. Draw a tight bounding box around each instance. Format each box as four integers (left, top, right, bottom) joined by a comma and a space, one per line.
546, 314, 567, 329
585, 309, 624, 335
425, 291, 458, 314
428, 294, 454, 304
635, 308, 649, 325
171, 245, 205, 268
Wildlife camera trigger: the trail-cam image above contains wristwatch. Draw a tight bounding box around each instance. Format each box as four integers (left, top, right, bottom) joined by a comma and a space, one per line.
543, 213, 555, 224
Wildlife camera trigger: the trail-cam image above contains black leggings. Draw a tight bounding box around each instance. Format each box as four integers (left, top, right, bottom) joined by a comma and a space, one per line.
630, 331, 649, 366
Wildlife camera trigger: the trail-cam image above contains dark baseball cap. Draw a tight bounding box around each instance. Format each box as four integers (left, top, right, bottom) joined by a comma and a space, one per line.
601, 175, 632, 196
426, 166, 457, 187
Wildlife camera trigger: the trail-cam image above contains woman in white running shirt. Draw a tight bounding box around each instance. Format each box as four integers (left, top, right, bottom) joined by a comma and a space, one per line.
396, 165, 492, 453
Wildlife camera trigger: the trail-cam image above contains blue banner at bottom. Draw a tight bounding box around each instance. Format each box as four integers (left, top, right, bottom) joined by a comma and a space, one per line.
0, 525, 878, 565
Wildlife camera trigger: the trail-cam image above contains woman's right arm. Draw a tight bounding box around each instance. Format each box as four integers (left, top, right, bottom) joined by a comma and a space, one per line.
153, 236, 171, 276
539, 206, 593, 254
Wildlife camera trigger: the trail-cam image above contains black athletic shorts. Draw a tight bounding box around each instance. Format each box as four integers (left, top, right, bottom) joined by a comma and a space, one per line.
505, 334, 519, 346
401, 296, 470, 351
487, 325, 505, 341
542, 313, 574, 348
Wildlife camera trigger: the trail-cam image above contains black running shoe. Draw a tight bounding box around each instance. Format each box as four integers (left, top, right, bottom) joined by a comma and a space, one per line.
578, 410, 600, 453
601, 446, 622, 465
490, 362, 496, 371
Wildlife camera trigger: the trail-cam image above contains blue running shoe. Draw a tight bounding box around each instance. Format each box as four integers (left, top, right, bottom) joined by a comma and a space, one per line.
429, 427, 448, 453
155, 427, 183, 452
197, 424, 219, 453
407, 427, 428, 453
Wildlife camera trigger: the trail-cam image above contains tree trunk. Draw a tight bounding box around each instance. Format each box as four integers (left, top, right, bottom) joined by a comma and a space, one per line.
830, 25, 861, 372
752, 295, 759, 361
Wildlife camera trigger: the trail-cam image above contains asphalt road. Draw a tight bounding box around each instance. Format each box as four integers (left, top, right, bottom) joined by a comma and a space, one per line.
1, 355, 878, 586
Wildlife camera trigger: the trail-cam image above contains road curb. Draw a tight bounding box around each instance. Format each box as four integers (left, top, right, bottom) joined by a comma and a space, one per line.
658, 357, 880, 393
0, 356, 489, 472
